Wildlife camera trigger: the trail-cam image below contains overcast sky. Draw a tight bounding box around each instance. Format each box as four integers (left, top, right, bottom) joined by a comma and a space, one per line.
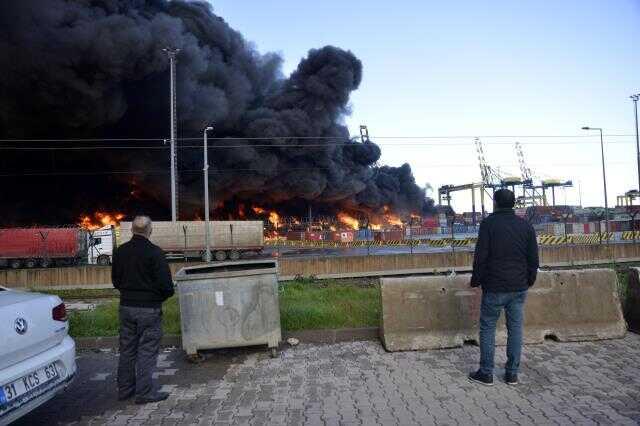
211, 0, 640, 212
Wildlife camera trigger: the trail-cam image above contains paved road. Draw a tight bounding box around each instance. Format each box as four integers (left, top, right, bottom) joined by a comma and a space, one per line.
15, 334, 640, 425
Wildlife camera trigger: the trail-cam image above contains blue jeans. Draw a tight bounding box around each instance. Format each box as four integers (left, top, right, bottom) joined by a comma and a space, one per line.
479, 290, 527, 376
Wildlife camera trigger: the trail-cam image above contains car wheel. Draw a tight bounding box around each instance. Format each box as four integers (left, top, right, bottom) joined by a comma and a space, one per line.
214, 250, 227, 261
228, 250, 240, 261
9, 259, 22, 269
25, 259, 37, 268
39, 258, 52, 268
97, 255, 110, 266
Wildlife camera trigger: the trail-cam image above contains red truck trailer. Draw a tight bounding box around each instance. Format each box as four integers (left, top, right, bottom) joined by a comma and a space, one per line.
0, 228, 88, 269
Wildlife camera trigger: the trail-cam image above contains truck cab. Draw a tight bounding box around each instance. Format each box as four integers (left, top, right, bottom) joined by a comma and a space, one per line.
87, 225, 115, 266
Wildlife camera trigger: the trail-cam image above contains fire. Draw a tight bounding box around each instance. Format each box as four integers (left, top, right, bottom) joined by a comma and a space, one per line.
79, 212, 125, 230
269, 211, 280, 228
370, 223, 382, 230
252, 207, 266, 214
338, 212, 359, 230
386, 213, 403, 226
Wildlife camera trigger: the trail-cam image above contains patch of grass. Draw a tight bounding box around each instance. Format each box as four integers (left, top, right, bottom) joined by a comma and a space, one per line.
68, 296, 181, 337
65, 279, 380, 337
32, 288, 119, 300
278, 279, 380, 331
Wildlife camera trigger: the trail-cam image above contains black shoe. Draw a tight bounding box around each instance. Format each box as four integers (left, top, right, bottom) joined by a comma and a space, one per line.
135, 392, 170, 405
505, 373, 518, 385
117, 390, 134, 401
468, 370, 494, 386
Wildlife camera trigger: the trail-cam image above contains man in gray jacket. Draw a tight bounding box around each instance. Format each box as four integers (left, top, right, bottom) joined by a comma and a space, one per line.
112, 216, 174, 404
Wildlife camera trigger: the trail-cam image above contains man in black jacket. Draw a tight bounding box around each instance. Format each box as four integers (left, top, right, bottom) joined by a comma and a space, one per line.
112, 215, 174, 404
468, 189, 539, 386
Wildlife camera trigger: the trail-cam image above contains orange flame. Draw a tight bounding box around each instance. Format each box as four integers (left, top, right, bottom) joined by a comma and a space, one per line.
269, 211, 280, 228
370, 223, 382, 230
338, 212, 359, 230
79, 212, 125, 230
386, 213, 403, 226
252, 206, 266, 214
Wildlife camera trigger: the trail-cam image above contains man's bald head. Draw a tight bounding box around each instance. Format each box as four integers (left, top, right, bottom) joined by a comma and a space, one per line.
131, 215, 152, 238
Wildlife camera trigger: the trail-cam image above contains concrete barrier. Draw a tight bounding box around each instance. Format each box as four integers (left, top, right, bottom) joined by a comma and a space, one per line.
3, 243, 640, 289
380, 269, 627, 351
625, 268, 640, 333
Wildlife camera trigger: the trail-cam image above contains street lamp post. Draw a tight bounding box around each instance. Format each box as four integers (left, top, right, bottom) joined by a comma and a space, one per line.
163, 47, 180, 222
582, 126, 609, 242
203, 126, 214, 262
631, 94, 640, 193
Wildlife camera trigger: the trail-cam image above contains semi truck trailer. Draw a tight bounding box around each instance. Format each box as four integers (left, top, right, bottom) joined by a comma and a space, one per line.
0, 227, 87, 269
118, 220, 264, 261
0, 226, 115, 269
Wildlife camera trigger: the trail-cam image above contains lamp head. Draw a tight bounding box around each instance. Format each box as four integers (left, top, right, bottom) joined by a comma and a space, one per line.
581, 126, 590, 130
205, 126, 213, 131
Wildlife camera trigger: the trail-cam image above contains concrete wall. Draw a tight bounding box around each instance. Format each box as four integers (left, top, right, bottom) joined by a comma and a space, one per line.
626, 268, 640, 332
2, 244, 640, 289
380, 269, 627, 352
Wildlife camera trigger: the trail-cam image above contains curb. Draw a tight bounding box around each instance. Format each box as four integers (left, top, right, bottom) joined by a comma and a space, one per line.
75, 327, 380, 350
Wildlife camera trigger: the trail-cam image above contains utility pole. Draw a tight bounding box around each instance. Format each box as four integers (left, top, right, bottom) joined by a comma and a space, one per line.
582, 127, 609, 243
203, 126, 214, 262
164, 47, 180, 222
631, 93, 640, 192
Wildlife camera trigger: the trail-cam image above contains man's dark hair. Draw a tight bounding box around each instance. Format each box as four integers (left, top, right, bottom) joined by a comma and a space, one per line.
494, 188, 515, 209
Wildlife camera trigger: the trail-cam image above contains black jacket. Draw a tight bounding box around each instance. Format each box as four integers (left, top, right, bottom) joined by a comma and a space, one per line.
470, 209, 539, 292
111, 234, 175, 307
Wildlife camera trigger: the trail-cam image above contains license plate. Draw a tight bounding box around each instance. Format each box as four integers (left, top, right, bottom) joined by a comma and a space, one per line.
0, 363, 59, 406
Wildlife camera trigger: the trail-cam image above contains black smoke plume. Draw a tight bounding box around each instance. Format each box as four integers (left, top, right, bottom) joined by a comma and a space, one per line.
0, 0, 433, 225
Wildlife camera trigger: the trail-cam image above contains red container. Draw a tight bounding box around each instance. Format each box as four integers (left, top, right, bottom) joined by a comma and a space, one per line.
375, 230, 404, 241
286, 231, 306, 241
328, 231, 354, 242
305, 232, 324, 241
422, 217, 438, 228
339, 231, 354, 242
0, 228, 86, 260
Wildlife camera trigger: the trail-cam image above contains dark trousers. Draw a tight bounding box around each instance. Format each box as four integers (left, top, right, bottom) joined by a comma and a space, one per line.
117, 305, 162, 398
479, 290, 527, 375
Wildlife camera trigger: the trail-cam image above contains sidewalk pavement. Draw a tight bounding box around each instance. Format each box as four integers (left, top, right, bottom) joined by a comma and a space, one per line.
15, 334, 640, 425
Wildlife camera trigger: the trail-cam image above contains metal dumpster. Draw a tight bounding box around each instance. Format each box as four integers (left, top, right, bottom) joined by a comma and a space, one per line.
175, 259, 281, 357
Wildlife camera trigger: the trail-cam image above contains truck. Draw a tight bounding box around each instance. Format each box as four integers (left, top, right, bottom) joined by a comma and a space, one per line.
86, 225, 117, 266
0, 225, 116, 269
0, 227, 87, 269
118, 220, 264, 261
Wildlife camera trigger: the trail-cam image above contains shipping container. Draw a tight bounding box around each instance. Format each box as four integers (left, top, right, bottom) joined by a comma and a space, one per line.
422, 216, 438, 228
286, 231, 305, 241
374, 230, 404, 241
356, 229, 374, 241
120, 221, 264, 261
305, 231, 324, 241
0, 227, 87, 269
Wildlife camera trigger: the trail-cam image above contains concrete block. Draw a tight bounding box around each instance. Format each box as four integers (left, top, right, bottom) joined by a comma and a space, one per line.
625, 268, 640, 332
380, 269, 626, 351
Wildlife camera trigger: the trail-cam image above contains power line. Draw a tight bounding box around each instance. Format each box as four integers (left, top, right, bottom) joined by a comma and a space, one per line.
2, 161, 636, 178
0, 133, 635, 143
0, 140, 637, 151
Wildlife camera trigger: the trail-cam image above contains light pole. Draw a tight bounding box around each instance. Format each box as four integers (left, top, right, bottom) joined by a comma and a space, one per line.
203, 126, 214, 262
163, 47, 181, 222
631, 93, 640, 193
582, 126, 609, 242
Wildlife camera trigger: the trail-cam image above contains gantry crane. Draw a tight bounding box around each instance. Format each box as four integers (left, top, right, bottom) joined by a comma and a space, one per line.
514, 141, 572, 206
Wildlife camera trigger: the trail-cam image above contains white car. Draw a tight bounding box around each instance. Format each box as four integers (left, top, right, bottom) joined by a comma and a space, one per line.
0, 287, 76, 425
